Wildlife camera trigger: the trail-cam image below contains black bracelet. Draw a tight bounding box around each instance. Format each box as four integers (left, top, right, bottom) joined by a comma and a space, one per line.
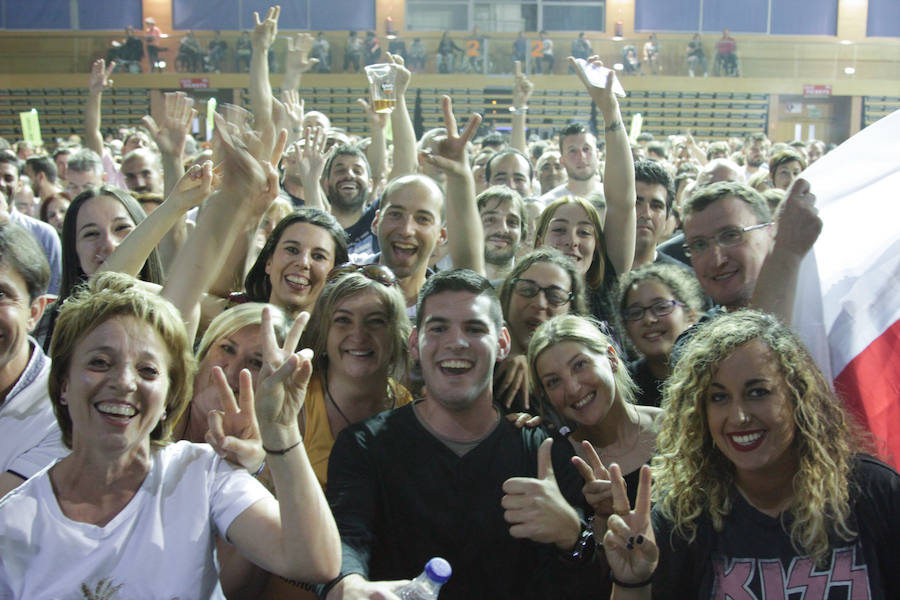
561, 520, 595, 563
610, 572, 653, 588
605, 119, 624, 133
263, 439, 302, 455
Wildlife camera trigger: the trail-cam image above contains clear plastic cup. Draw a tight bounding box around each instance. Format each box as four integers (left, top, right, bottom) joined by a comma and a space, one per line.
364, 63, 397, 113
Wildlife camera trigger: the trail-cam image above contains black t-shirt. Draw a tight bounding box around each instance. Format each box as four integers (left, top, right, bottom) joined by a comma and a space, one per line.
651, 455, 900, 599
346, 198, 380, 257
628, 358, 663, 408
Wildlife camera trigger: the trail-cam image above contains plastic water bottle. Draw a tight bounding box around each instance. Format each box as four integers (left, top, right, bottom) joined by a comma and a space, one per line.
396, 557, 452, 599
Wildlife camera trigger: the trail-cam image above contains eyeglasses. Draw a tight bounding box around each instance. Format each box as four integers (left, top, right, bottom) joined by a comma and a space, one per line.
511, 278, 573, 307
682, 222, 773, 257
622, 299, 685, 322
327, 263, 397, 286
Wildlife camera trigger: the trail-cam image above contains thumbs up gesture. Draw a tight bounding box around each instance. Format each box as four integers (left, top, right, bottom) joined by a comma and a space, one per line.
501, 438, 582, 550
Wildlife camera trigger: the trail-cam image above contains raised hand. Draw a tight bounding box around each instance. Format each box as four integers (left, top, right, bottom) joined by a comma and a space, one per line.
206, 366, 266, 474
255, 307, 311, 431
502, 438, 582, 549
512, 60, 534, 108
143, 91, 196, 159
571, 440, 614, 537
494, 354, 531, 410
776, 178, 822, 257
419, 96, 482, 177
603, 464, 658, 587
385, 53, 411, 96
285, 32, 319, 74
89, 58, 115, 94
568, 55, 622, 121
357, 97, 389, 131
168, 160, 214, 210
251, 5, 279, 51
292, 125, 328, 184
213, 109, 286, 213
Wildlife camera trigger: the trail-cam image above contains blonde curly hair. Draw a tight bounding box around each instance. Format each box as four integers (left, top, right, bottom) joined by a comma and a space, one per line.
653, 310, 863, 565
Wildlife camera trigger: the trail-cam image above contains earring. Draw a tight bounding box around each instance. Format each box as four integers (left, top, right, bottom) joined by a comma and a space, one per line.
161, 410, 168, 421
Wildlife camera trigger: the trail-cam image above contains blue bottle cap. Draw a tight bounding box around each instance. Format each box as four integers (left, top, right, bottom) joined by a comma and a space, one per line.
425, 557, 452, 584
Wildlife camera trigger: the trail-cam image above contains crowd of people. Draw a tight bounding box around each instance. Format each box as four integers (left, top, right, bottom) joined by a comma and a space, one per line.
0, 6, 897, 600
104, 21, 740, 78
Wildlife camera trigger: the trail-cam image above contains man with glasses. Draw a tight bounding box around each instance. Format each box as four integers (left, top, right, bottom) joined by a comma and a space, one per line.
63, 149, 105, 198
681, 179, 821, 325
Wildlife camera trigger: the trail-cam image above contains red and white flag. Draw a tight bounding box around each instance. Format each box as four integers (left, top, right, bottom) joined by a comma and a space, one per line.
794, 109, 900, 469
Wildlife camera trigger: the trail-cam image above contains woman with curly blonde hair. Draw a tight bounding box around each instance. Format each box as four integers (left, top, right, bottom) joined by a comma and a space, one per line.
600, 310, 900, 598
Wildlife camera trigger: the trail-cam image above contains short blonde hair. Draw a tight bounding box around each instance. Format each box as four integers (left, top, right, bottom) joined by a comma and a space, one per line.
49, 272, 195, 449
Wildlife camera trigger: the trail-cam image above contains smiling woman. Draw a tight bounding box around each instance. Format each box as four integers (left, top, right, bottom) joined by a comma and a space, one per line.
243, 208, 349, 320
602, 310, 900, 599
0, 272, 340, 598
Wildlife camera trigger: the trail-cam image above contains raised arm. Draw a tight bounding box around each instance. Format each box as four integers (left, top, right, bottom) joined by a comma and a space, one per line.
282, 32, 318, 93
84, 58, 114, 156
225, 310, 341, 583
420, 96, 485, 275
98, 160, 212, 279
291, 125, 329, 211
358, 98, 388, 187
750, 178, 822, 326
249, 6, 279, 139
510, 61, 534, 153
386, 54, 417, 179
142, 91, 198, 270
163, 112, 286, 340
571, 56, 636, 276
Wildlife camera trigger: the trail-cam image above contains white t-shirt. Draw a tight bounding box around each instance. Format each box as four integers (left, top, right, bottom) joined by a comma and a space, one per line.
0, 441, 269, 600
0, 341, 67, 480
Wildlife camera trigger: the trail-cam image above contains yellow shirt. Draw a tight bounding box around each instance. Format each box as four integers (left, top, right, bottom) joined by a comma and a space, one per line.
304, 373, 412, 489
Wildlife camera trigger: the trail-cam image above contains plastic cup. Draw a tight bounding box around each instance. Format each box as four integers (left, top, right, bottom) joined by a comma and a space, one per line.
364, 63, 397, 113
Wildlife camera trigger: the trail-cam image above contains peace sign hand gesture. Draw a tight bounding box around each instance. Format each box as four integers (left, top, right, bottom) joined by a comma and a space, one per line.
603, 464, 658, 588
206, 367, 265, 474
255, 308, 311, 434
419, 95, 482, 178
571, 440, 615, 537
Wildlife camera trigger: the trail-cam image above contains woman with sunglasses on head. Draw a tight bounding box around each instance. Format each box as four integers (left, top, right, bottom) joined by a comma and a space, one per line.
602, 311, 900, 599
297, 264, 412, 489
495, 248, 588, 410
617, 263, 704, 407
259, 264, 412, 599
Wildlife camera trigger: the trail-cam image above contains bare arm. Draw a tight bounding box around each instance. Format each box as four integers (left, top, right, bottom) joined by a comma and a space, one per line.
571, 56, 636, 276
421, 96, 485, 275
510, 61, 534, 153
358, 98, 388, 187
750, 178, 822, 325
226, 311, 341, 582
163, 113, 286, 341
386, 54, 417, 179
99, 161, 212, 279
249, 6, 279, 140
84, 58, 114, 156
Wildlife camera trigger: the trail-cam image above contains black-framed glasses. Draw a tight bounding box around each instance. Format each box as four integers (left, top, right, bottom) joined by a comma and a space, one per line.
682, 222, 773, 257
327, 263, 397, 286
511, 278, 573, 307
622, 299, 685, 322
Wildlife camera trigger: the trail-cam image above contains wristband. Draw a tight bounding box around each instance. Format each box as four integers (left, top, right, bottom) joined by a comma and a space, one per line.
263, 439, 302, 455
509, 105, 528, 113
610, 572, 653, 588
561, 520, 595, 563
252, 460, 266, 477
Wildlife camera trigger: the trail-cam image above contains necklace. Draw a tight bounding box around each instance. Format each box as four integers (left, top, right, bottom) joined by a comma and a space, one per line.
322, 370, 397, 428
